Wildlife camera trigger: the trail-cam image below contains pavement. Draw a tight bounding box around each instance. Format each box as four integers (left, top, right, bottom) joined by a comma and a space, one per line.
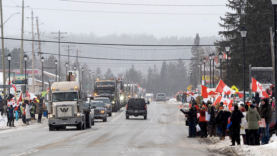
0, 101, 223, 156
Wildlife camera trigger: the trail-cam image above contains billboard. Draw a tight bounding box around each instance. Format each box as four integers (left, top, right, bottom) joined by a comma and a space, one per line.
10, 75, 28, 84
68, 71, 79, 82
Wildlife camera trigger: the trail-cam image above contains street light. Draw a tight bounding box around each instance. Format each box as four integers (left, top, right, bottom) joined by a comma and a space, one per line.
74, 65, 76, 71
209, 54, 212, 88
2, 12, 20, 26
7, 53, 11, 96
211, 53, 216, 87
225, 43, 230, 85
24, 54, 27, 95
271, 0, 277, 121
81, 67, 84, 82
240, 25, 247, 106
41, 56, 45, 91
218, 52, 223, 79
65, 62, 68, 79
55, 60, 58, 82
202, 57, 206, 86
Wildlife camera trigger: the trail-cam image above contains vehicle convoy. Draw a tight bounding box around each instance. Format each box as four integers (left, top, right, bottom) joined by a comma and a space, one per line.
156, 93, 166, 102
94, 79, 121, 112
94, 97, 112, 116
47, 81, 94, 131
126, 98, 149, 120
90, 101, 107, 122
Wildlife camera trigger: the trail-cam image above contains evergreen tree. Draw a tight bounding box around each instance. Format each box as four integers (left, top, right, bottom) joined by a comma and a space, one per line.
104, 68, 114, 79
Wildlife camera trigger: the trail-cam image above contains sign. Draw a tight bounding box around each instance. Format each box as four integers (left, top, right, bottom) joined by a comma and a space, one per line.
68, 71, 79, 82
187, 85, 192, 91
231, 85, 239, 92
10, 75, 28, 84
202, 76, 220, 81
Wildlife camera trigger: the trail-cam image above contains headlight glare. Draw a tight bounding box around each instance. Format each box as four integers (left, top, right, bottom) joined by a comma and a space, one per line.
101, 110, 105, 114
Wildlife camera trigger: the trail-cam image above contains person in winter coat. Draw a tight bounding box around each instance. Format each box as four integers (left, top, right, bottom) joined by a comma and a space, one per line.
195, 105, 208, 138
208, 105, 216, 137
216, 106, 224, 138
259, 98, 272, 144
38, 103, 43, 123
30, 101, 36, 120
240, 105, 248, 145
20, 104, 26, 124
25, 102, 32, 125
7, 105, 15, 127
255, 92, 260, 106
230, 105, 244, 146
246, 104, 261, 145
180, 105, 197, 137
14, 106, 19, 121
216, 106, 231, 140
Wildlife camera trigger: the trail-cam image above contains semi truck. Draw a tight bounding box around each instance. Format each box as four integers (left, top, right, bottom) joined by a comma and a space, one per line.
47, 81, 94, 131
94, 79, 121, 112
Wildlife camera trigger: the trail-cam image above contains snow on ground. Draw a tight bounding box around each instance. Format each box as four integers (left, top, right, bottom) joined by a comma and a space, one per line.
0, 114, 47, 130
169, 98, 177, 103
206, 135, 277, 156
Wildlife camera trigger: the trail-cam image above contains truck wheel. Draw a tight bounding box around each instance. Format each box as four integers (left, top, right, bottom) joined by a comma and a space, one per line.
87, 116, 92, 128
109, 113, 112, 116
77, 123, 82, 130
91, 119, 94, 126
126, 116, 129, 119
103, 117, 107, 122
49, 125, 54, 131
144, 116, 147, 120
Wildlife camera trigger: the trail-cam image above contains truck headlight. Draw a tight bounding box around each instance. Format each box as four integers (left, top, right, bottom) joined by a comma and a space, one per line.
112, 101, 115, 104
101, 110, 105, 114
77, 113, 82, 116
48, 114, 55, 118
120, 96, 124, 100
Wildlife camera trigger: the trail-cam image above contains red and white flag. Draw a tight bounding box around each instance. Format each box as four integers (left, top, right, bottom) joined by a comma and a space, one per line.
212, 96, 222, 106
17, 92, 23, 105
252, 78, 269, 98
201, 85, 208, 98
221, 98, 233, 110
215, 79, 235, 95
235, 92, 244, 98
26, 91, 30, 98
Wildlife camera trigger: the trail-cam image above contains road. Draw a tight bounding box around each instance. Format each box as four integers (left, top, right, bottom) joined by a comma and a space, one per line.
0, 102, 219, 156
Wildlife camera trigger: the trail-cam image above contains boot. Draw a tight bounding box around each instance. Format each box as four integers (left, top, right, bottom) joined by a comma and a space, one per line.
222, 136, 225, 140
26, 122, 29, 125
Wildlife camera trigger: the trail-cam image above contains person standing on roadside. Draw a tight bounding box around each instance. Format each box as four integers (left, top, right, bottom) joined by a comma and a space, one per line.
25, 101, 32, 125
259, 98, 272, 145
195, 104, 208, 138
7, 105, 14, 127
38, 103, 43, 123
208, 105, 217, 137
246, 104, 261, 145
180, 103, 197, 137
229, 105, 244, 146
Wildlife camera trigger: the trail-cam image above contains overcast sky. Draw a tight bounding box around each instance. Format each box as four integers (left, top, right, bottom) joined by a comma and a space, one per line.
3, 0, 232, 38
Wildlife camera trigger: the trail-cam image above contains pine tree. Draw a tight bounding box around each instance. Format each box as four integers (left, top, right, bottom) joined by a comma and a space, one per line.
104, 68, 114, 79
190, 34, 201, 89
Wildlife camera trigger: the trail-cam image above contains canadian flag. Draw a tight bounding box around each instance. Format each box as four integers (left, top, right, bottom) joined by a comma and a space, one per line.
215, 79, 236, 95
17, 92, 23, 105
188, 91, 194, 96
201, 85, 208, 98
212, 96, 233, 110
235, 92, 244, 98
26, 91, 30, 98
252, 78, 269, 98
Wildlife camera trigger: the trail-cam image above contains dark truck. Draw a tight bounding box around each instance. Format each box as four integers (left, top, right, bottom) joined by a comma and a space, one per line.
94, 79, 120, 112
126, 98, 149, 120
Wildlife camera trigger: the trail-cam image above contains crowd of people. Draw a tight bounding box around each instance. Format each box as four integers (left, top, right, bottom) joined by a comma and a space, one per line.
181, 91, 277, 146
0, 94, 48, 127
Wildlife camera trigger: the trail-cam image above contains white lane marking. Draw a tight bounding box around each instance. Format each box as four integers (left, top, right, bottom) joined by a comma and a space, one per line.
110, 109, 125, 123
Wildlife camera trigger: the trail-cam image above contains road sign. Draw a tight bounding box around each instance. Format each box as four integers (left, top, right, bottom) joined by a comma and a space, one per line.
187, 85, 192, 91
231, 85, 239, 92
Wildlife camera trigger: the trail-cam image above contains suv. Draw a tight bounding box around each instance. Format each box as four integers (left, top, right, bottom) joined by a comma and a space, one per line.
126, 98, 149, 120
90, 101, 107, 122
156, 93, 166, 102
94, 97, 112, 116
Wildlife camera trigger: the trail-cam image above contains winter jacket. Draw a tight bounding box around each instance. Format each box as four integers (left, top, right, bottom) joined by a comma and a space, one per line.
255, 92, 260, 105
195, 105, 207, 122
216, 110, 231, 128
31, 105, 35, 114
25, 105, 32, 119
8, 107, 14, 118
208, 106, 216, 125
38, 104, 43, 114
259, 103, 272, 124
230, 105, 244, 126
246, 108, 261, 130
181, 107, 197, 123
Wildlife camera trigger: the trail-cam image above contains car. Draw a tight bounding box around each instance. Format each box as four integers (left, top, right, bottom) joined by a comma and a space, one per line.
156, 93, 166, 102
94, 97, 112, 116
126, 98, 149, 120
90, 101, 107, 122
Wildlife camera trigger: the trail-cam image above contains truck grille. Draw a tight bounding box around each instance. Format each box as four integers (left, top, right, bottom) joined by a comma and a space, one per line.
56, 106, 73, 118
94, 110, 100, 115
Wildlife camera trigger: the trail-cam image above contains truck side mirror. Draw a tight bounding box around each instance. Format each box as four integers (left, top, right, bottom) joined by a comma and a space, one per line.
147, 101, 150, 104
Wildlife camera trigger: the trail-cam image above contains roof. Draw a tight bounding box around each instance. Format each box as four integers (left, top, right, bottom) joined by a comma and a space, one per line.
43, 71, 59, 78
51, 81, 79, 91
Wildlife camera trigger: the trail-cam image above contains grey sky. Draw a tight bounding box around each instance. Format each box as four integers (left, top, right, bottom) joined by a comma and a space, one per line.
3, 0, 231, 38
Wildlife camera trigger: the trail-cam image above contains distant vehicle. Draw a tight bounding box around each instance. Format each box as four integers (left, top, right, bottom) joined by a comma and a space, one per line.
156, 93, 166, 102
90, 101, 107, 122
126, 98, 149, 120
94, 97, 112, 116
146, 93, 154, 102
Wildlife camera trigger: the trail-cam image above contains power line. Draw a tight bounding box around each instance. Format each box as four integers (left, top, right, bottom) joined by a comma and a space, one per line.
3, 5, 225, 15
37, 52, 194, 61
59, 0, 226, 7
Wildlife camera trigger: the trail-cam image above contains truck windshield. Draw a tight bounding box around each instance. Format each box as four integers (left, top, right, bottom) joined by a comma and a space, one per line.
97, 89, 112, 94
91, 102, 104, 107
157, 94, 165, 97
96, 82, 115, 86
52, 92, 78, 102
94, 99, 111, 104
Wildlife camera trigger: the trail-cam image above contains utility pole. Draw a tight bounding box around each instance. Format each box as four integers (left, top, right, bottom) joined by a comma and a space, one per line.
31, 11, 34, 93
0, 0, 6, 97
76, 49, 79, 78
270, 27, 275, 81
51, 31, 67, 81
62, 45, 75, 70
20, 0, 25, 75
36, 17, 41, 92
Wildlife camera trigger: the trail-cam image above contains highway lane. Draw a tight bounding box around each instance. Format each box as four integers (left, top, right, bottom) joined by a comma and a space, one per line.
0, 102, 221, 156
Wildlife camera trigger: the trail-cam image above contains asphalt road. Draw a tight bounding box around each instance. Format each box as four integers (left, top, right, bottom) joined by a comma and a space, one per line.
0, 102, 219, 156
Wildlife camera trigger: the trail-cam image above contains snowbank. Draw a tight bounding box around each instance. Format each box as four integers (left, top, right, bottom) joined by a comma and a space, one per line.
205, 135, 277, 156
169, 98, 177, 103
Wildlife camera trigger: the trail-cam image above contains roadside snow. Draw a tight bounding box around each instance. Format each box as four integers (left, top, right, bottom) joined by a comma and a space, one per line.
169, 98, 177, 103
206, 135, 277, 156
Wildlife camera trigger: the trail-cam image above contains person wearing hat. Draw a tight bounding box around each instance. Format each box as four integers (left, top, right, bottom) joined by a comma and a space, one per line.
216, 105, 231, 140
229, 105, 244, 146
259, 98, 272, 145
195, 104, 208, 138
216, 106, 224, 139
246, 103, 261, 145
